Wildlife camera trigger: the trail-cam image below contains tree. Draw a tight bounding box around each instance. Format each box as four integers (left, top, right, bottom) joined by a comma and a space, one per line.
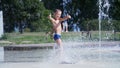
112, 0, 120, 20
2, 0, 120, 32
2, 0, 51, 32
42, 0, 62, 10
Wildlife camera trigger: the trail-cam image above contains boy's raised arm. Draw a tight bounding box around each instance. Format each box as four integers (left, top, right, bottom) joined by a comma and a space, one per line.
60, 14, 71, 22
48, 13, 55, 23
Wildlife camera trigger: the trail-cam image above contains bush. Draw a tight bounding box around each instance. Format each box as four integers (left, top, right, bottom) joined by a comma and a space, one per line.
81, 19, 99, 31
24, 28, 31, 32
112, 20, 120, 32
0, 34, 8, 40
82, 19, 120, 32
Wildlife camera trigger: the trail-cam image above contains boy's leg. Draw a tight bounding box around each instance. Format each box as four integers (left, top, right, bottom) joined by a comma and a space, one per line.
53, 34, 63, 49
56, 39, 63, 50
56, 39, 63, 61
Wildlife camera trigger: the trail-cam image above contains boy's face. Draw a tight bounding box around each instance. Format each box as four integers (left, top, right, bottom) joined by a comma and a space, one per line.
54, 11, 62, 20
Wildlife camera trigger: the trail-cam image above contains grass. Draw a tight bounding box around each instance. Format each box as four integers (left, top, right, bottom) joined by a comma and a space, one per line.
0, 31, 120, 45
0, 32, 54, 45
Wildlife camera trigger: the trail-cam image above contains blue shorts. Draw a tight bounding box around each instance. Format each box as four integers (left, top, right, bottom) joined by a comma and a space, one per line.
53, 34, 61, 40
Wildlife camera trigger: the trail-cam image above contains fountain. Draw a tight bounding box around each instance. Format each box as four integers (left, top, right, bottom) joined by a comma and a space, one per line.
0, 11, 3, 38
62, 0, 72, 16
0, 1, 120, 68
0, 47, 4, 62
98, 0, 115, 47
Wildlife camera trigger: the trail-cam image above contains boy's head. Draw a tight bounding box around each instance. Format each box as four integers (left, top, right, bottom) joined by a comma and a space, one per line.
54, 9, 62, 20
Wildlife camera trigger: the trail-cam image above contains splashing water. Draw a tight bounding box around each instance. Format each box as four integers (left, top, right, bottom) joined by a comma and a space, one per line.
98, 0, 112, 47
62, 0, 72, 16
0, 11, 4, 37
1, 1, 120, 67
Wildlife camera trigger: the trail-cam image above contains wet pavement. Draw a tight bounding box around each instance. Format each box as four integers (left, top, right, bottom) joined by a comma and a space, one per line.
0, 41, 120, 68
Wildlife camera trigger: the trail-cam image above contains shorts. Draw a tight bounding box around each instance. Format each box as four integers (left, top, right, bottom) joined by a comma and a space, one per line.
53, 33, 61, 40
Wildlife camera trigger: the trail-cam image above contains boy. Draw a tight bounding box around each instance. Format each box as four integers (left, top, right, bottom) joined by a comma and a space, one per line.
48, 9, 71, 49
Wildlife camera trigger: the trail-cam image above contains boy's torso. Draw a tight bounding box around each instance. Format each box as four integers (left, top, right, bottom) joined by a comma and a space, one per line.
53, 20, 62, 34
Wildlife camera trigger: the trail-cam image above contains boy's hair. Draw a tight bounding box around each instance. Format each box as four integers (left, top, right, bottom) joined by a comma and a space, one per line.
54, 9, 62, 13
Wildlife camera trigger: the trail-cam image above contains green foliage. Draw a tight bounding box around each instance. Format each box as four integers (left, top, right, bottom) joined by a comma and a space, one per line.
112, 0, 120, 20
81, 19, 98, 31
82, 19, 120, 32
3, 32, 54, 44
112, 20, 120, 32
1, 0, 120, 32
0, 34, 8, 40
42, 0, 62, 10
2, 0, 51, 32
24, 28, 30, 32
2, 32, 120, 45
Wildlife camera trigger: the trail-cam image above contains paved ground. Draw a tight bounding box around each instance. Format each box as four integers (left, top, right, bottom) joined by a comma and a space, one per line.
0, 41, 120, 50
0, 62, 111, 68
0, 61, 120, 68
1, 41, 120, 47
0, 41, 120, 68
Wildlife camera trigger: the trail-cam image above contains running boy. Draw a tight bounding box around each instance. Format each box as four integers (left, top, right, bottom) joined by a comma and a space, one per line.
48, 9, 71, 49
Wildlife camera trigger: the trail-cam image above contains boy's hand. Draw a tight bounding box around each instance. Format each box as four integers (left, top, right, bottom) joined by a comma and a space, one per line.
67, 14, 71, 19
48, 13, 52, 19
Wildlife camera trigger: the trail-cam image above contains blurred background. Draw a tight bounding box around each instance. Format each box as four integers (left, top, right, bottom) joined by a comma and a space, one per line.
0, 0, 120, 33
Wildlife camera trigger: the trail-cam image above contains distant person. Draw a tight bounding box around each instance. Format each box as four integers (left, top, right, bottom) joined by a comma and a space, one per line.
72, 23, 80, 32
14, 21, 19, 33
73, 23, 77, 32
76, 21, 80, 32
48, 9, 71, 49
62, 20, 68, 32
76, 26, 80, 32
19, 20, 25, 34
